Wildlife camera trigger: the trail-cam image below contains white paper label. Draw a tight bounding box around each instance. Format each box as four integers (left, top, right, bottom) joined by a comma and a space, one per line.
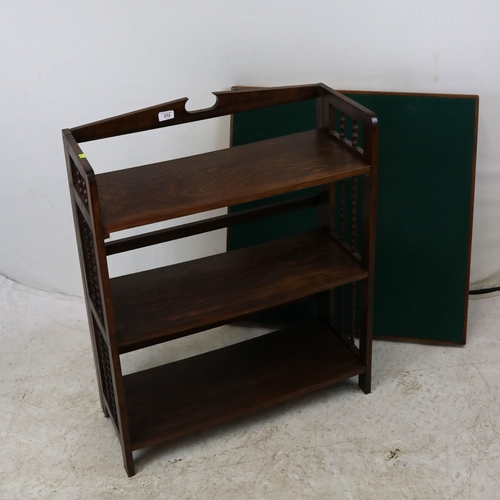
158, 110, 175, 122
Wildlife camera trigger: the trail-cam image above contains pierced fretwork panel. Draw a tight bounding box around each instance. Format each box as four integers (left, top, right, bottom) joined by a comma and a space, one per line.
330, 174, 363, 344
333, 177, 362, 257
93, 317, 118, 426
70, 160, 89, 211
352, 119, 359, 148
77, 209, 105, 324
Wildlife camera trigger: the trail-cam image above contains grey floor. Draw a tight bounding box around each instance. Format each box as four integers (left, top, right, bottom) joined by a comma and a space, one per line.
1, 274, 499, 499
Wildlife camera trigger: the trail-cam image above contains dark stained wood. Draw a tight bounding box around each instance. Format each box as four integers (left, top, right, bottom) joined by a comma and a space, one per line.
124, 320, 365, 450
320, 83, 377, 125
105, 191, 328, 255
96, 129, 371, 233
71, 85, 321, 143
111, 229, 368, 353
70, 83, 377, 144
62, 130, 136, 476
63, 83, 377, 476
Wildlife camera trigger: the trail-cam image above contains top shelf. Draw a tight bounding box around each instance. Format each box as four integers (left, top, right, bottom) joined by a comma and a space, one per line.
96, 129, 370, 233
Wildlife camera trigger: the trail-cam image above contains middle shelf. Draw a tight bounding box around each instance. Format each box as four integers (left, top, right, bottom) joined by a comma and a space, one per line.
110, 229, 368, 353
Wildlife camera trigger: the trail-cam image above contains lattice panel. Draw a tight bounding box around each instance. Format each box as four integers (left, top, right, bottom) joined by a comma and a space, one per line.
352, 119, 359, 148
327, 105, 363, 257
328, 104, 364, 153
334, 282, 360, 344
71, 160, 89, 210
350, 178, 358, 253
339, 179, 346, 241
93, 317, 118, 425
77, 209, 105, 324
334, 177, 361, 256
328, 160, 362, 344
339, 111, 346, 139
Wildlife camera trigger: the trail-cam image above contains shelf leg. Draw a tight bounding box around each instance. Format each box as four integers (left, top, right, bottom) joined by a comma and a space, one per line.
358, 373, 371, 394
122, 447, 135, 477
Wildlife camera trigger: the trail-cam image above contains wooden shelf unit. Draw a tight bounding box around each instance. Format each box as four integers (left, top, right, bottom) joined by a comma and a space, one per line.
62, 83, 378, 476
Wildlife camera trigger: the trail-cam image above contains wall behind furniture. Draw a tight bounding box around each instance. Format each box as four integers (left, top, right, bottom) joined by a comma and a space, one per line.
1, 0, 499, 296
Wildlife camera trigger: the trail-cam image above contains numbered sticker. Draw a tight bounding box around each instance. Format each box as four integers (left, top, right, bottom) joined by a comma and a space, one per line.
158, 110, 175, 122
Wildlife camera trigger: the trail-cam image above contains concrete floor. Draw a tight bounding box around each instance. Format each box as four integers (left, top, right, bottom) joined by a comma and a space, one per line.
1, 273, 500, 499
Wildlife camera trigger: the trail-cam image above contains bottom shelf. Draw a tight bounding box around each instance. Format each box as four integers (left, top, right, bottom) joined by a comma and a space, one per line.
124, 320, 365, 450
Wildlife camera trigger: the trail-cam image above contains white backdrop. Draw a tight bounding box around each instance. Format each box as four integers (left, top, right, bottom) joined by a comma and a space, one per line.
1, 1, 499, 296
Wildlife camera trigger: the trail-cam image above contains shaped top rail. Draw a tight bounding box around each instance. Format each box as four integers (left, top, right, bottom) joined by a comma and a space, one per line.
69, 83, 376, 143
